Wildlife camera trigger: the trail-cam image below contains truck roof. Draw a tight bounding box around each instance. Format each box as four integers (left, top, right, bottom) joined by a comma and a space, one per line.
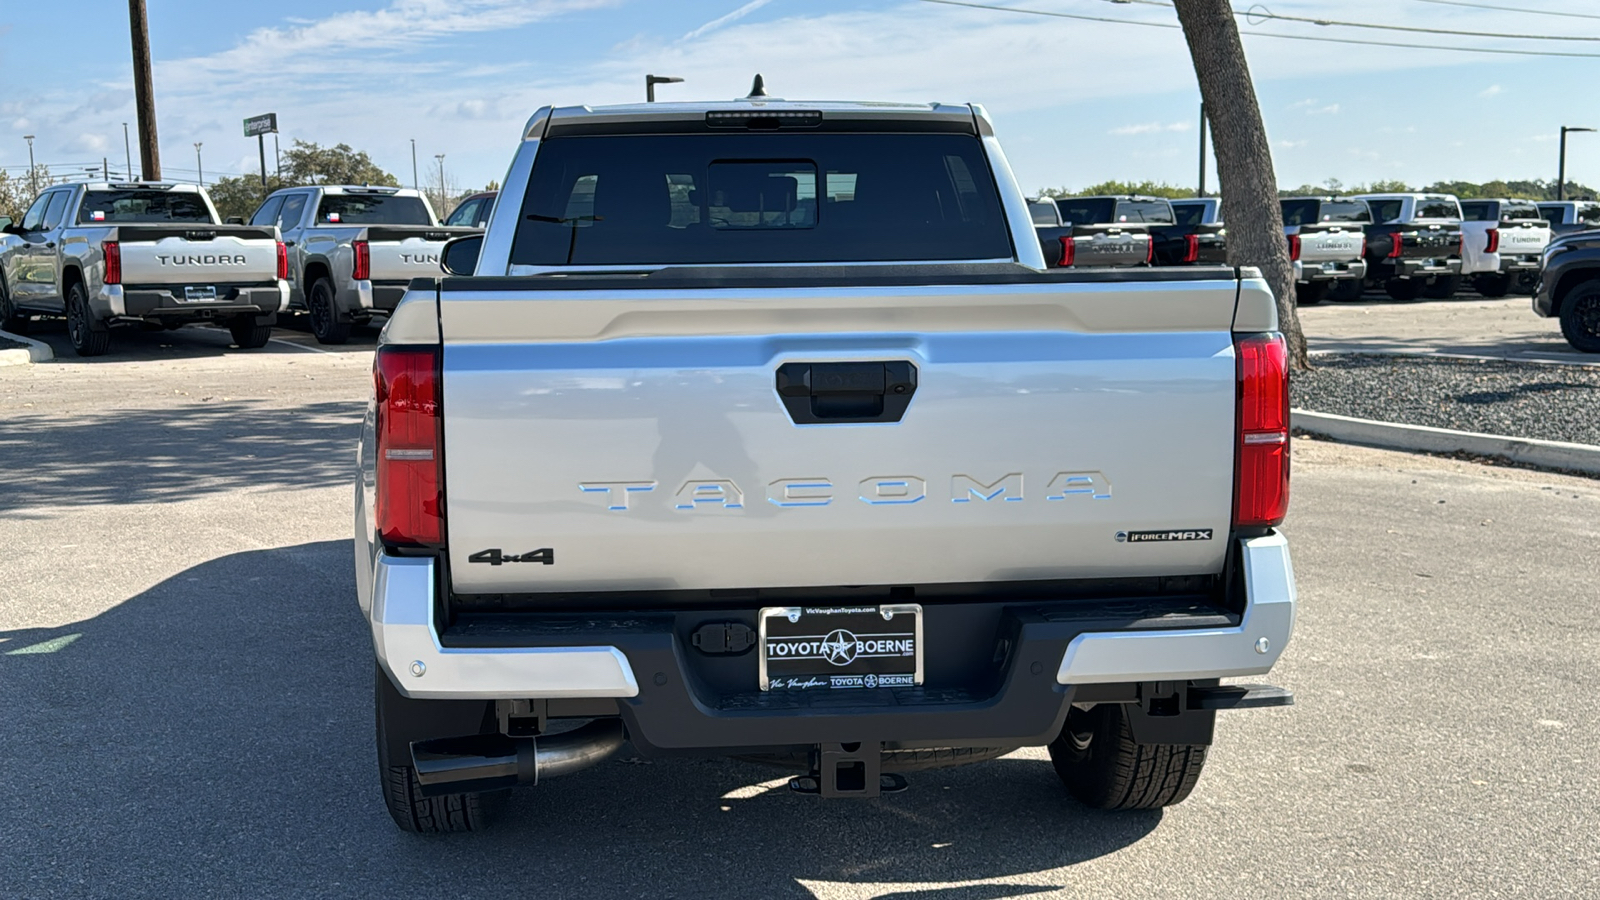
526, 98, 980, 140
1075, 195, 1171, 203
77, 182, 205, 193
1351, 192, 1459, 202
308, 185, 427, 198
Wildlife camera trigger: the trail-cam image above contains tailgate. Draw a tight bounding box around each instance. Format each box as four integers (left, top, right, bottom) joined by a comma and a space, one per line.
116, 229, 279, 284
1070, 226, 1150, 267
364, 226, 479, 282
1297, 224, 1364, 262
1498, 222, 1551, 255
436, 273, 1247, 594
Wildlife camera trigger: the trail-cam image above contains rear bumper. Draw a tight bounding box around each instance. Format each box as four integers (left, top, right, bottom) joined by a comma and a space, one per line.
1497, 255, 1541, 274
336, 280, 405, 317
103, 282, 288, 319
1370, 258, 1461, 280
367, 534, 1296, 751
1294, 259, 1366, 283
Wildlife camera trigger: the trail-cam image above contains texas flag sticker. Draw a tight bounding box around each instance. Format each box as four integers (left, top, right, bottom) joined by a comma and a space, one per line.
91, 210, 106, 221
327, 212, 341, 222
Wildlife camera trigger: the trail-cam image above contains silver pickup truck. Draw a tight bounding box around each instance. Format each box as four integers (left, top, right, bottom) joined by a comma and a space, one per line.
1278, 196, 1370, 304
249, 186, 478, 344
0, 182, 287, 355
355, 97, 1297, 833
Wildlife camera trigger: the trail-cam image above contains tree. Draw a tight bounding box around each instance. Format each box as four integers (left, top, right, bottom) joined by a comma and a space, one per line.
1175, 1, 1307, 369
207, 173, 285, 222
1039, 180, 1197, 200
280, 140, 399, 187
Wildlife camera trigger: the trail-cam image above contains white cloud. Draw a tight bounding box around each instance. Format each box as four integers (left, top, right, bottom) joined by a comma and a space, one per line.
1479, 84, 1503, 98
1109, 121, 1192, 136
1278, 139, 1308, 149
683, 0, 774, 41
74, 133, 108, 152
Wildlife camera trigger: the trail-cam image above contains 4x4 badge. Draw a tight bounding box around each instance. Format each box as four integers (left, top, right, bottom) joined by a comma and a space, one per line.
468, 548, 554, 566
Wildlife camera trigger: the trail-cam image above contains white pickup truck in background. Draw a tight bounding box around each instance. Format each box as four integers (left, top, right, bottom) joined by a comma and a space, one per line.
1277, 196, 1370, 304
0, 182, 287, 356
1458, 199, 1551, 298
353, 95, 1297, 832
249, 185, 479, 344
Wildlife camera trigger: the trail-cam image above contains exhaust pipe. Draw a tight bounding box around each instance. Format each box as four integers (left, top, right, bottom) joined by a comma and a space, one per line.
410, 718, 626, 798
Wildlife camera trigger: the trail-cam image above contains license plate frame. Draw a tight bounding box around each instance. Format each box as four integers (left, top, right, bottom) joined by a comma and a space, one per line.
183, 286, 219, 302
758, 604, 923, 691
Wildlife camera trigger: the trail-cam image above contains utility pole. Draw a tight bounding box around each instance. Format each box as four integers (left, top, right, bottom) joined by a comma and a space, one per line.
194, 142, 203, 185
646, 74, 684, 102
1558, 126, 1595, 202
273, 134, 281, 181
411, 139, 419, 190
103, 158, 109, 180
23, 135, 37, 197
434, 153, 446, 213
122, 123, 133, 180
127, 0, 161, 180
1197, 103, 1209, 198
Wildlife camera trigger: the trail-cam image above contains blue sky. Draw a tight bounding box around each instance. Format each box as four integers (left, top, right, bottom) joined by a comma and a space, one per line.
3, 0, 1599, 197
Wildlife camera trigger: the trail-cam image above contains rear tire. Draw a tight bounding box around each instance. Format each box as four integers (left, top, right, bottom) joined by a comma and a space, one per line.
1383, 278, 1425, 302
1558, 281, 1600, 353
66, 282, 111, 357
1473, 274, 1511, 298
375, 666, 504, 833
1422, 275, 1462, 300
228, 316, 273, 349
1048, 704, 1207, 810
1295, 282, 1329, 306
308, 278, 351, 345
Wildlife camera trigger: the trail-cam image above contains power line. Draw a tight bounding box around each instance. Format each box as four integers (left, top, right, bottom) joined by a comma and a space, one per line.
1112, 0, 1600, 42
1408, 0, 1600, 21
916, 0, 1600, 58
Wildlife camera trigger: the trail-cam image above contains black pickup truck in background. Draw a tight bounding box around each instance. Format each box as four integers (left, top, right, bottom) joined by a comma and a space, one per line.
1162, 198, 1229, 266
1352, 193, 1465, 301
1034, 196, 1153, 268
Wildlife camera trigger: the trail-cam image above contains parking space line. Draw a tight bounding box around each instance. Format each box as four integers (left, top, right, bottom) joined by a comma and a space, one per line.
268, 338, 341, 356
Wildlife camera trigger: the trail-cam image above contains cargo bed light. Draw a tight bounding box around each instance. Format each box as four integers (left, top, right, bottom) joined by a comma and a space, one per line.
375, 346, 442, 546
1234, 333, 1289, 528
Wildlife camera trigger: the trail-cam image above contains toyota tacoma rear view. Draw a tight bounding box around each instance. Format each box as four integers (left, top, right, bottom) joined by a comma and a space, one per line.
353, 92, 1298, 833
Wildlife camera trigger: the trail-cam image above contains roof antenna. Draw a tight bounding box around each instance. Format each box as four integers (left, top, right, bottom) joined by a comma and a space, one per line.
746, 74, 768, 99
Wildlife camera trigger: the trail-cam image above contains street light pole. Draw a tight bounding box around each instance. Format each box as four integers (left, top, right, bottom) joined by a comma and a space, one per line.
411, 138, 419, 191
1558, 126, 1596, 202
194, 142, 203, 185
123, 123, 133, 180
23, 135, 36, 197
434, 153, 446, 213
645, 74, 684, 102
1197, 102, 1208, 198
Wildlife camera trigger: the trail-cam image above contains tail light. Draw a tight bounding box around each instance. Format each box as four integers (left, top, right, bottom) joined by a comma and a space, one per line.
1145, 236, 1154, 265
1183, 234, 1200, 264
104, 241, 121, 285
1056, 235, 1076, 268
353, 240, 371, 281
1234, 332, 1290, 528
275, 241, 288, 280
375, 346, 442, 546
1287, 233, 1301, 262
1388, 232, 1404, 259
1484, 228, 1498, 254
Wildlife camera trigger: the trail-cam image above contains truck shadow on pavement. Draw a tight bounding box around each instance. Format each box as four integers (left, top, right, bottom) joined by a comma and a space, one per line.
0, 541, 1159, 899
0, 400, 360, 515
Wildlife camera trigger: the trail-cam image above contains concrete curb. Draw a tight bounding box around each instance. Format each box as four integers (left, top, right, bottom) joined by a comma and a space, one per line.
1308, 347, 1599, 368
0, 329, 54, 365
1292, 409, 1600, 477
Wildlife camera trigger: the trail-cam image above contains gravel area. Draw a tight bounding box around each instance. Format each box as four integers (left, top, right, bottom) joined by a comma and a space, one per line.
1292, 353, 1600, 446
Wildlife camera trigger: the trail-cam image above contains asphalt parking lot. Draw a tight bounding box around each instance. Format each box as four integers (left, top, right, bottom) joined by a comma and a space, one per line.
1, 302, 1596, 898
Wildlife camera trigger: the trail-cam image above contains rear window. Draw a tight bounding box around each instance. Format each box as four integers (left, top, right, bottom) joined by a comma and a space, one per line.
1414, 198, 1460, 219
316, 194, 431, 226
1055, 198, 1115, 225
1459, 201, 1493, 222
510, 133, 1011, 266
1279, 199, 1318, 228
1365, 199, 1404, 223
1500, 201, 1540, 221
77, 190, 212, 224
1579, 204, 1600, 224
1028, 200, 1060, 226
1319, 200, 1370, 223
1115, 199, 1173, 224
1171, 202, 1207, 227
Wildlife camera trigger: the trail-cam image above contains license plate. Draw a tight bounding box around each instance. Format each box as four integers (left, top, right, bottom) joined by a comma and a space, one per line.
759, 604, 923, 691
183, 286, 218, 302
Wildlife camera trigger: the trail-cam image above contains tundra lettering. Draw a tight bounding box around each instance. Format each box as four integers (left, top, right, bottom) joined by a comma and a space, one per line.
157, 254, 248, 266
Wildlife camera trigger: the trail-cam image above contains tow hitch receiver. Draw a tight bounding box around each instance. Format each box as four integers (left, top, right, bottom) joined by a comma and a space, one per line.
787, 742, 909, 798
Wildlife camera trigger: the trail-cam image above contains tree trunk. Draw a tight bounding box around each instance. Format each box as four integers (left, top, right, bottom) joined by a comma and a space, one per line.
1174, 1, 1309, 369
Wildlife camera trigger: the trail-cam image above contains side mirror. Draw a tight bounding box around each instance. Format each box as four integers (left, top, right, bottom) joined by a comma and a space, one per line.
0, 217, 15, 234
225, 216, 245, 225
441, 234, 483, 276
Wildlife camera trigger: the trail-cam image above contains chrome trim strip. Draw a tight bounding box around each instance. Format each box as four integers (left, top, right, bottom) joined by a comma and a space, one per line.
370, 555, 640, 700
1056, 532, 1296, 684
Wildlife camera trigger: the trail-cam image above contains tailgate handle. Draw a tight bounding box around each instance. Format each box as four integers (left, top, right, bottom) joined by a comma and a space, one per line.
775, 361, 917, 424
